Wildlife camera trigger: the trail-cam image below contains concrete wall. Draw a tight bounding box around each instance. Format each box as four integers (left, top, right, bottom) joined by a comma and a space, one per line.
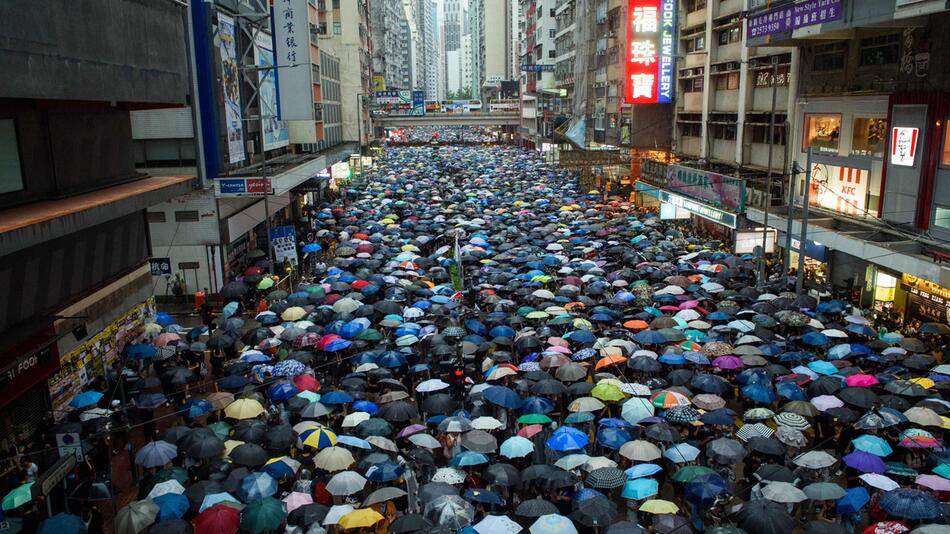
0, 0, 187, 104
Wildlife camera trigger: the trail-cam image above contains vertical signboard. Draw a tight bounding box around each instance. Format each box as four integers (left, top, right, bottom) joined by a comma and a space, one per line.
890, 127, 919, 167
255, 32, 289, 151
273, 0, 314, 120
217, 12, 246, 164
269, 226, 298, 266
625, 0, 676, 104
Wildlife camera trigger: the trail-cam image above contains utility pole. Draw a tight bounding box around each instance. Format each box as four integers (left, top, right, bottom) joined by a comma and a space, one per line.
783, 161, 798, 278
796, 148, 814, 294
758, 58, 779, 290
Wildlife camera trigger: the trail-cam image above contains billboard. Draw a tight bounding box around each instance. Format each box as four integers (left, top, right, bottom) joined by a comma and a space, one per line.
624, 0, 676, 104
666, 164, 745, 211
375, 91, 426, 116
890, 127, 919, 167
216, 12, 246, 164
808, 163, 869, 216
273, 0, 314, 120
254, 32, 289, 151
269, 226, 298, 266
214, 177, 273, 197
747, 0, 843, 40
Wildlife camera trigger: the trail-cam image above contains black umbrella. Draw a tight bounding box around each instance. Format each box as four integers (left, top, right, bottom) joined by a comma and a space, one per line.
222, 466, 250, 493
162, 367, 195, 386
484, 463, 521, 487
734, 499, 794, 534
390, 513, 433, 533
421, 393, 454, 415
377, 400, 419, 422
645, 424, 680, 442
264, 424, 296, 450
605, 521, 648, 534
838, 387, 879, 410
754, 464, 798, 483
748, 436, 785, 456
184, 431, 224, 459
220, 282, 249, 299
418, 482, 459, 503
230, 442, 268, 467
161, 426, 193, 445
806, 521, 848, 534
233, 420, 268, 444
147, 519, 192, 534
572, 495, 617, 527
515, 497, 559, 518
185, 480, 224, 510
288, 503, 329, 527
538, 468, 578, 489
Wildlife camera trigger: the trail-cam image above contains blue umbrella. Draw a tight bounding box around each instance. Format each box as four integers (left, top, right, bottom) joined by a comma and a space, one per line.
69, 391, 103, 409
272, 359, 307, 377
877, 488, 942, 520
200, 491, 241, 512
154, 493, 189, 520
464, 319, 487, 335
222, 301, 239, 319
239, 472, 278, 502
124, 343, 158, 359
464, 489, 503, 505
339, 322, 365, 339
377, 351, 407, 368
366, 460, 405, 481
336, 435, 371, 449
736, 369, 770, 386
37, 513, 87, 534
182, 398, 213, 418
241, 352, 271, 363
324, 339, 353, 352
835, 487, 869, 514
155, 312, 175, 326
625, 464, 663, 479
816, 300, 846, 313
684, 473, 727, 505
520, 396, 555, 414
321, 391, 354, 405
483, 386, 522, 409
220, 375, 249, 390
546, 426, 589, 451
489, 326, 515, 338
741, 384, 777, 404
776, 382, 806, 401
691, 374, 729, 394
801, 332, 831, 346
451, 451, 490, 467
621, 478, 658, 500
566, 330, 596, 344
268, 383, 299, 401
596, 428, 632, 450
353, 400, 379, 414
598, 418, 633, 428
852, 435, 893, 457
633, 330, 667, 345
700, 409, 736, 426
807, 361, 838, 376
664, 443, 701, 463
302, 243, 322, 253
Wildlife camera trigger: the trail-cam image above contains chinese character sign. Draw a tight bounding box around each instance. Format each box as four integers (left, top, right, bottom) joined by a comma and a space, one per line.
273, 0, 315, 121
625, 0, 676, 104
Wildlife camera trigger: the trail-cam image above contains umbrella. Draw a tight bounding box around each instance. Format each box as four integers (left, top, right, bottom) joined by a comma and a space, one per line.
424, 494, 475, 530
1, 483, 33, 511
193, 504, 240, 534
36, 513, 88, 534
240, 497, 288, 534
877, 488, 943, 520
326, 471, 367, 496
339, 508, 385, 530
529, 514, 577, 534
135, 441, 178, 468
114, 500, 159, 534
735, 500, 794, 534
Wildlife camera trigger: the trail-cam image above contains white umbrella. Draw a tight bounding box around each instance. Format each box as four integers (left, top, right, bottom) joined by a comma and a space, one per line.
323, 504, 355, 526
529, 514, 577, 534
858, 473, 900, 491
475, 515, 523, 534
793, 450, 837, 469
408, 433, 441, 449
554, 454, 591, 471
620, 440, 662, 462
761, 481, 808, 503
313, 447, 355, 472
471, 416, 504, 431
342, 412, 371, 428
822, 329, 848, 338
431, 467, 466, 484
416, 379, 451, 393
326, 471, 367, 496
147, 480, 185, 499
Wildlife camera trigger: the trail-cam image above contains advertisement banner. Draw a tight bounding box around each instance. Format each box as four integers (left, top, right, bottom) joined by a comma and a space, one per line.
747, 0, 843, 40
269, 225, 298, 266
273, 0, 314, 120
255, 32, 289, 151
808, 163, 869, 216
657, 190, 737, 228
214, 177, 273, 197
624, 0, 676, 104
411, 91, 426, 116
890, 127, 919, 167
217, 12, 246, 164
665, 165, 744, 211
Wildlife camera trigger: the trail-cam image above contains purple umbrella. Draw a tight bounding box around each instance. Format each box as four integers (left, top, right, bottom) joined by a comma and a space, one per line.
842, 451, 888, 473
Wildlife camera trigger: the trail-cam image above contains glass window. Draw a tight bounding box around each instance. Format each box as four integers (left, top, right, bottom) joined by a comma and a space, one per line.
0, 120, 24, 194
333, 22, 342, 35
802, 113, 842, 153
859, 34, 900, 67
715, 72, 739, 90
850, 117, 887, 158
812, 42, 846, 72
935, 206, 950, 230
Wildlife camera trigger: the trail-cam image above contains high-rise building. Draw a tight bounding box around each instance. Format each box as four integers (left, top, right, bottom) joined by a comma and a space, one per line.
518, 0, 558, 149
370, 0, 411, 90
468, 0, 482, 99
403, 0, 424, 91
444, 0, 465, 96
477, 0, 518, 100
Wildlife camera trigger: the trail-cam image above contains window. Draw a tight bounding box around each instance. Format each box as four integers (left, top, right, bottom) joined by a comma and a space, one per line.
0, 120, 23, 194
712, 124, 737, 140
812, 42, 846, 72
684, 77, 703, 92
174, 210, 200, 222
751, 124, 786, 145
802, 113, 842, 153
333, 22, 341, 35
718, 26, 740, 45
332, 0, 340, 8
680, 123, 702, 137
549, 29, 556, 38
753, 66, 789, 87
851, 118, 887, 158
715, 72, 739, 90
943, 121, 950, 167
146, 211, 167, 223
684, 35, 705, 53
859, 34, 900, 67
935, 206, 950, 230
549, 50, 556, 59
686, 0, 707, 12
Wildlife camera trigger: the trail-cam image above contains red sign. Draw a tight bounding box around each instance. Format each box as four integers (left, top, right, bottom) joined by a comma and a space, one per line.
625, 0, 676, 104
245, 178, 272, 194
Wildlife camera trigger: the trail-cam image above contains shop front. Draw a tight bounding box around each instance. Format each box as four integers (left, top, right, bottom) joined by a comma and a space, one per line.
900, 273, 950, 327
0, 326, 61, 444
776, 231, 830, 288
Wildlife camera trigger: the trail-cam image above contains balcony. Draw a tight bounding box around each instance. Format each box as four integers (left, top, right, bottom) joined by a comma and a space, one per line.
683, 92, 704, 112
710, 139, 736, 164
684, 52, 706, 69
685, 8, 707, 29
713, 89, 739, 112
745, 142, 787, 171
716, 0, 743, 17
716, 42, 741, 62
750, 86, 789, 112
678, 136, 702, 157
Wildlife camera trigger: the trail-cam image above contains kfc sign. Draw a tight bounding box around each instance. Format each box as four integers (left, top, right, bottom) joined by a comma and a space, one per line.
890, 127, 919, 167
625, 0, 676, 104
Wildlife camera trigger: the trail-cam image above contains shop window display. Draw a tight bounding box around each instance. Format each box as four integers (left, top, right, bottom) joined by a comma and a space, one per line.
803, 113, 841, 153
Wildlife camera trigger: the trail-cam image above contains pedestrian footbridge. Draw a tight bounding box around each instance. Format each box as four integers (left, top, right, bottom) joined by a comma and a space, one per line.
375, 112, 520, 127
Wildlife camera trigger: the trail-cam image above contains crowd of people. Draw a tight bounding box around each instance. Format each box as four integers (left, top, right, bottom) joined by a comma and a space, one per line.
13, 136, 950, 534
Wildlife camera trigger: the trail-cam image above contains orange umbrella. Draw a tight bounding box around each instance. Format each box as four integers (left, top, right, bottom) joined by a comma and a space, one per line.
624, 320, 650, 330
595, 355, 628, 370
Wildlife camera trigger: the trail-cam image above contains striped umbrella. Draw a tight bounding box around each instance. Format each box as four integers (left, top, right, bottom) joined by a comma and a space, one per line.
585, 467, 627, 489
773, 412, 811, 431
736, 422, 774, 442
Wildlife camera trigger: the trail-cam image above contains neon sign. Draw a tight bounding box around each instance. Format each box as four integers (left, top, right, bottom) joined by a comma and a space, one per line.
625, 0, 676, 104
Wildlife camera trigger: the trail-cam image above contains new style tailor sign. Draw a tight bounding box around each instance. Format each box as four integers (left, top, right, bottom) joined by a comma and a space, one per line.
625, 0, 676, 104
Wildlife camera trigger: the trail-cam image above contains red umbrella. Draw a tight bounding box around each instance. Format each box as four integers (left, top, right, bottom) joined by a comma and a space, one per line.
353, 233, 369, 240
193, 504, 240, 534
518, 424, 543, 438
245, 266, 263, 276
351, 280, 371, 290
845, 374, 879, 388
324, 294, 343, 305
294, 374, 321, 392
356, 244, 374, 254
317, 334, 342, 351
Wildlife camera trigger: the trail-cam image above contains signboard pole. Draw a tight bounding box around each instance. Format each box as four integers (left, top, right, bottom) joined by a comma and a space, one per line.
783, 160, 798, 278
796, 148, 814, 294
758, 60, 779, 290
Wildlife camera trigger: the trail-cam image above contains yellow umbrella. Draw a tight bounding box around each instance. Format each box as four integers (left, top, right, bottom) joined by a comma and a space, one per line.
908, 377, 935, 389
144, 323, 163, 335
314, 446, 356, 472
941, 416, 950, 430
338, 508, 384, 530
401, 244, 420, 252
224, 398, 265, 420
591, 382, 625, 402
640, 499, 680, 514
281, 306, 307, 321
572, 318, 592, 330
525, 311, 550, 320
301, 427, 338, 448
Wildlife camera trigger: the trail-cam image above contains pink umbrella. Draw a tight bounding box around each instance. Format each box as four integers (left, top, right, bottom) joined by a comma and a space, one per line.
518, 424, 543, 438
547, 337, 569, 348
283, 491, 313, 513
916, 474, 950, 491
396, 424, 426, 439
811, 395, 844, 412
545, 345, 572, 354
679, 300, 700, 310
712, 356, 744, 370
153, 333, 181, 347
844, 374, 880, 388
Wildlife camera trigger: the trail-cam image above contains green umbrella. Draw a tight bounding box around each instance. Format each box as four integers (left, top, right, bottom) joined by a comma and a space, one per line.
257, 277, 275, 290
564, 411, 595, 424
267, 290, 288, 301
209, 421, 232, 441
517, 413, 553, 425
670, 465, 716, 482
1, 483, 32, 510
305, 285, 325, 297
240, 497, 288, 534
356, 329, 383, 341
114, 499, 159, 534
147, 467, 189, 493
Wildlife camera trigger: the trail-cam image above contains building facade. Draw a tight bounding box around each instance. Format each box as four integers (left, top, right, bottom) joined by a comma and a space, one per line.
370, 0, 411, 91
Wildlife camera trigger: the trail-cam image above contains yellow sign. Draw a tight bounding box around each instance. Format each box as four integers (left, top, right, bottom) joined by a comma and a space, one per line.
902, 274, 950, 301
372, 75, 386, 92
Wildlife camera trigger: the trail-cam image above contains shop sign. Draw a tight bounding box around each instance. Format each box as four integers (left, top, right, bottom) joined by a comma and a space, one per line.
659, 202, 689, 220
734, 229, 777, 254
657, 190, 737, 228
273, 0, 315, 121
34, 453, 76, 498
55, 432, 83, 462
890, 127, 919, 167
149, 257, 172, 277
215, 177, 273, 197
666, 165, 744, 211
624, 0, 676, 104
269, 225, 298, 266
808, 163, 868, 216
640, 159, 668, 187
747, 0, 843, 40
216, 12, 246, 163
521, 64, 555, 72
